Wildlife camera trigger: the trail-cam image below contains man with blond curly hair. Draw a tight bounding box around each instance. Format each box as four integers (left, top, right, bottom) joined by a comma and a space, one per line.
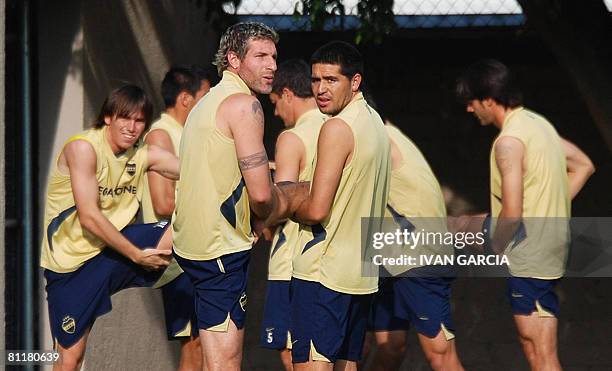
172, 22, 279, 371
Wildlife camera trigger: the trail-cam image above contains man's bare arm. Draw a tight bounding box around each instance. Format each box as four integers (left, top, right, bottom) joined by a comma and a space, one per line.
64, 140, 171, 270
561, 137, 595, 200
292, 118, 353, 225
224, 95, 273, 218
147, 144, 180, 181
261, 131, 305, 236
491, 136, 524, 254
274, 131, 305, 182
145, 130, 176, 217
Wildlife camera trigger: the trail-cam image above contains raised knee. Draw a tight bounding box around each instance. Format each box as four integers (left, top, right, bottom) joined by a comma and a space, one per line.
56, 352, 84, 371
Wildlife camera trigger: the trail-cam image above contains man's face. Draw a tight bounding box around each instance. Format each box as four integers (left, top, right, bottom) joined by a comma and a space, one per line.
269, 91, 294, 128
237, 38, 277, 94
104, 111, 146, 152
311, 63, 356, 116
194, 79, 211, 101
466, 99, 495, 126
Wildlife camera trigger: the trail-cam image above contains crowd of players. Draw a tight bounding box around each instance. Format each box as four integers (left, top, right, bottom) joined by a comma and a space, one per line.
40, 22, 595, 371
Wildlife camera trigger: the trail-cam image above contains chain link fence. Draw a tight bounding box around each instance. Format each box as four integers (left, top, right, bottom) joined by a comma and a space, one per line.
225, 0, 612, 30
225, 0, 525, 30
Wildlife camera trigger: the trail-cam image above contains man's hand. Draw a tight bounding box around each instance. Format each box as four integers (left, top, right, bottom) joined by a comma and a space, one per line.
265, 181, 310, 227
134, 249, 172, 271
251, 216, 266, 244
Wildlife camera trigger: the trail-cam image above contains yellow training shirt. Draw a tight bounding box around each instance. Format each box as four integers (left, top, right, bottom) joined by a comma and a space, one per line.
269, 109, 326, 280
299, 93, 391, 294
383, 125, 451, 276
141, 113, 183, 223
490, 107, 570, 278
172, 71, 255, 261
40, 126, 148, 273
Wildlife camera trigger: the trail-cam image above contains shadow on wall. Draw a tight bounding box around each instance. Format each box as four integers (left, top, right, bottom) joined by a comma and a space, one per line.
82, 0, 220, 125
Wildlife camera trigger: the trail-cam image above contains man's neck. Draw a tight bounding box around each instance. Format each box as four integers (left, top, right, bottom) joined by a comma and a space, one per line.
493, 105, 517, 130
293, 98, 319, 124
165, 107, 187, 127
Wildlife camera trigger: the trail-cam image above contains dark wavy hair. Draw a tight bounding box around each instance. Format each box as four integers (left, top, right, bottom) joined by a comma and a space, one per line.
94, 85, 154, 130
456, 59, 523, 108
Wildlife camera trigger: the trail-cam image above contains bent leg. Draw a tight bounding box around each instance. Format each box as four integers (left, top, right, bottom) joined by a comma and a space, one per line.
54, 329, 90, 371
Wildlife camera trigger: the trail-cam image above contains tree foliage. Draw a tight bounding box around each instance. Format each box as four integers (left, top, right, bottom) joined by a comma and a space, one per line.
296, 0, 397, 44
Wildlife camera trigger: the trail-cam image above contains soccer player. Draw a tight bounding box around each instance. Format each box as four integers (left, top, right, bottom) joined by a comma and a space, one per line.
455, 59, 594, 371
171, 22, 278, 371
142, 65, 211, 371
365, 120, 464, 371
268, 41, 391, 371
260, 59, 326, 370
40, 85, 180, 371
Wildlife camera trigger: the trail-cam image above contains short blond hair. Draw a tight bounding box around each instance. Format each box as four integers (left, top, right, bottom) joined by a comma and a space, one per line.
213, 22, 279, 76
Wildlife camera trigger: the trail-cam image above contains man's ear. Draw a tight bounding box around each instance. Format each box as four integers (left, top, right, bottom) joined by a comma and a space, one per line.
483, 98, 495, 108
351, 73, 362, 92
178, 91, 193, 108
282, 87, 294, 102
227, 51, 241, 70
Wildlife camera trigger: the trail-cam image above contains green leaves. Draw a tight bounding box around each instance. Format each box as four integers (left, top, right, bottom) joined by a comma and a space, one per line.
295, 0, 397, 44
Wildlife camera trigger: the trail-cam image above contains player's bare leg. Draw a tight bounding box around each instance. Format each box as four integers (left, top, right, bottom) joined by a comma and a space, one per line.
334, 360, 357, 371
514, 312, 561, 371
53, 329, 90, 371
295, 355, 333, 371
178, 336, 204, 371
368, 330, 406, 371
199, 320, 244, 371
417, 330, 464, 371
279, 348, 293, 371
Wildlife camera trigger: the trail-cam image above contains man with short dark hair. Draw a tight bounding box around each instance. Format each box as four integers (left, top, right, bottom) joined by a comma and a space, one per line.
456, 59, 594, 371
268, 41, 391, 371
261, 59, 326, 370
41, 85, 180, 371
172, 22, 279, 371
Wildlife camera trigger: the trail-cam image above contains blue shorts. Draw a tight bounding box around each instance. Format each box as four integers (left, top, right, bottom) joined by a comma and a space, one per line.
507, 277, 560, 317
394, 277, 456, 340
368, 278, 410, 331
161, 272, 198, 339
290, 278, 372, 363
174, 250, 250, 332
44, 222, 169, 348
260, 280, 292, 350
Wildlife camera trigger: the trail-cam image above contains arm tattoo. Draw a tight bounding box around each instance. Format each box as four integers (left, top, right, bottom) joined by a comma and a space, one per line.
496, 143, 514, 175
238, 150, 268, 171
252, 101, 264, 126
